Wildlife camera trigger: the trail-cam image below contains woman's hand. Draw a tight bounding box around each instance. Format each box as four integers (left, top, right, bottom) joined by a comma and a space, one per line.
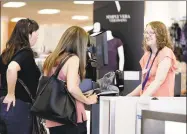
86, 94, 98, 105
3, 94, 16, 111
126, 84, 142, 97
126, 93, 133, 97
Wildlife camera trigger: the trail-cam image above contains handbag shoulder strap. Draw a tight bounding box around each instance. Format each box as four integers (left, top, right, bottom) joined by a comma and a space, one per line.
9, 47, 32, 64
54, 54, 74, 77
18, 79, 34, 103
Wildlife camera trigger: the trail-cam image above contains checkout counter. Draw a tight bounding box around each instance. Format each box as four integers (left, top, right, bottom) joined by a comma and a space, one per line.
33, 59, 185, 134
89, 71, 185, 134
96, 97, 186, 134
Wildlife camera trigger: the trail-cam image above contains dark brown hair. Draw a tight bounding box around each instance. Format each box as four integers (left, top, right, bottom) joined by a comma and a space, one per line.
143, 21, 173, 51
43, 26, 89, 80
1, 18, 39, 64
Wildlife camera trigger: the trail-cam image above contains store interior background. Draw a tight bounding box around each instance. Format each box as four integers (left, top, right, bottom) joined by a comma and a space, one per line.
1, 1, 186, 53
1, 0, 186, 88
1, 1, 186, 134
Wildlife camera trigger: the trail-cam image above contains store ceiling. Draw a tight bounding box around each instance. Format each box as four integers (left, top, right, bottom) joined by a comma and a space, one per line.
1, 1, 93, 26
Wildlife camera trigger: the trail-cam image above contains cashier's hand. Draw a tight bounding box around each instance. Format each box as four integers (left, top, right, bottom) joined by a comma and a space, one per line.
126, 93, 133, 97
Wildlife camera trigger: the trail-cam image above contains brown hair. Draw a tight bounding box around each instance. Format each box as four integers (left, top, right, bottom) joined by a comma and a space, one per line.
143, 21, 173, 52
43, 26, 89, 80
2, 18, 39, 64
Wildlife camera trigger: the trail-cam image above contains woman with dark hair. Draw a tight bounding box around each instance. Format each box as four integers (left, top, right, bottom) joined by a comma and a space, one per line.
0, 18, 41, 134
43, 26, 97, 134
128, 21, 177, 97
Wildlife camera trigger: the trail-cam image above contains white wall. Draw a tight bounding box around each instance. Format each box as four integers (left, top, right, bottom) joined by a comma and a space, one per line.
1, 16, 9, 52
32, 24, 91, 54
32, 24, 71, 53
145, 1, 186, 27
37, 1, 186, 53
2, 1, 186, 54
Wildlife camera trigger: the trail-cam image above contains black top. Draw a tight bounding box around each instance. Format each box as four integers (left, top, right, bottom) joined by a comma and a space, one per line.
0, 49, 41, 102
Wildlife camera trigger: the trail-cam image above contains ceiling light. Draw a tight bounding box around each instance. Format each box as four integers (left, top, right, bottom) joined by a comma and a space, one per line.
3, 2, 26, 8
73, 1, 94, 4
72, 15, 89, 20
38, 9, 60, 14
83, 25, 93, 31
11, 17, 26, 22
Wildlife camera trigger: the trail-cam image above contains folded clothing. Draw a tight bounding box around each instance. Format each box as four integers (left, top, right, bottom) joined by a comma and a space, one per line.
79, 79, 99, 93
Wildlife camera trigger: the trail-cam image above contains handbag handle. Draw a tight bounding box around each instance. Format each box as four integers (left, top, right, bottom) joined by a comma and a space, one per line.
16, 53, 73, 103
54, 54, 74, 78
9, 47, 33, 63
36, 54, 74, 97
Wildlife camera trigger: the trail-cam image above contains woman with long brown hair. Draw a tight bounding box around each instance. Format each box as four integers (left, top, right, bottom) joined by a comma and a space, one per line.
128, 21, 177, 97
43, 26, 97, 134
0, 18, 40, 134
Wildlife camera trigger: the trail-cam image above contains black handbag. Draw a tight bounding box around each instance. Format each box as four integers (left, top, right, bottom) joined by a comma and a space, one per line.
31, 54, 77, 125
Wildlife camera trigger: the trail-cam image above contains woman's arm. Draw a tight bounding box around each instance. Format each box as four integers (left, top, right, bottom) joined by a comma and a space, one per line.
66, 56, 97, 105
3, 61, 21, 111
127, 84, 142, 96
6, 61, 20, 95
141, 58, 171, 97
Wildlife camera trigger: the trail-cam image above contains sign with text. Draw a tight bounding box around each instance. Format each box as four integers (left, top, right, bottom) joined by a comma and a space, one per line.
106, 14, 131, 23
94, 1, 144, 71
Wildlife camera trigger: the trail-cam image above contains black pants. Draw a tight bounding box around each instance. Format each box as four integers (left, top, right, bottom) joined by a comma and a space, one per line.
0, 98, 32, 134
49, 122, 87, 134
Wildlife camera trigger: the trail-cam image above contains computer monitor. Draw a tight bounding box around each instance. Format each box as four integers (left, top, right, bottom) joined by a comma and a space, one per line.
89, 32, 108, 68
89, 32, 108, 79
141, 110, 186, 134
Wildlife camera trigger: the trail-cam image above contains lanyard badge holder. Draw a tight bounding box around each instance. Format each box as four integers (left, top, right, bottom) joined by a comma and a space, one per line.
142, 50, 159, 92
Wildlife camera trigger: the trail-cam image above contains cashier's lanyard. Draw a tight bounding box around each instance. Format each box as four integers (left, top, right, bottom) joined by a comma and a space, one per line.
141, 50, 159, 92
